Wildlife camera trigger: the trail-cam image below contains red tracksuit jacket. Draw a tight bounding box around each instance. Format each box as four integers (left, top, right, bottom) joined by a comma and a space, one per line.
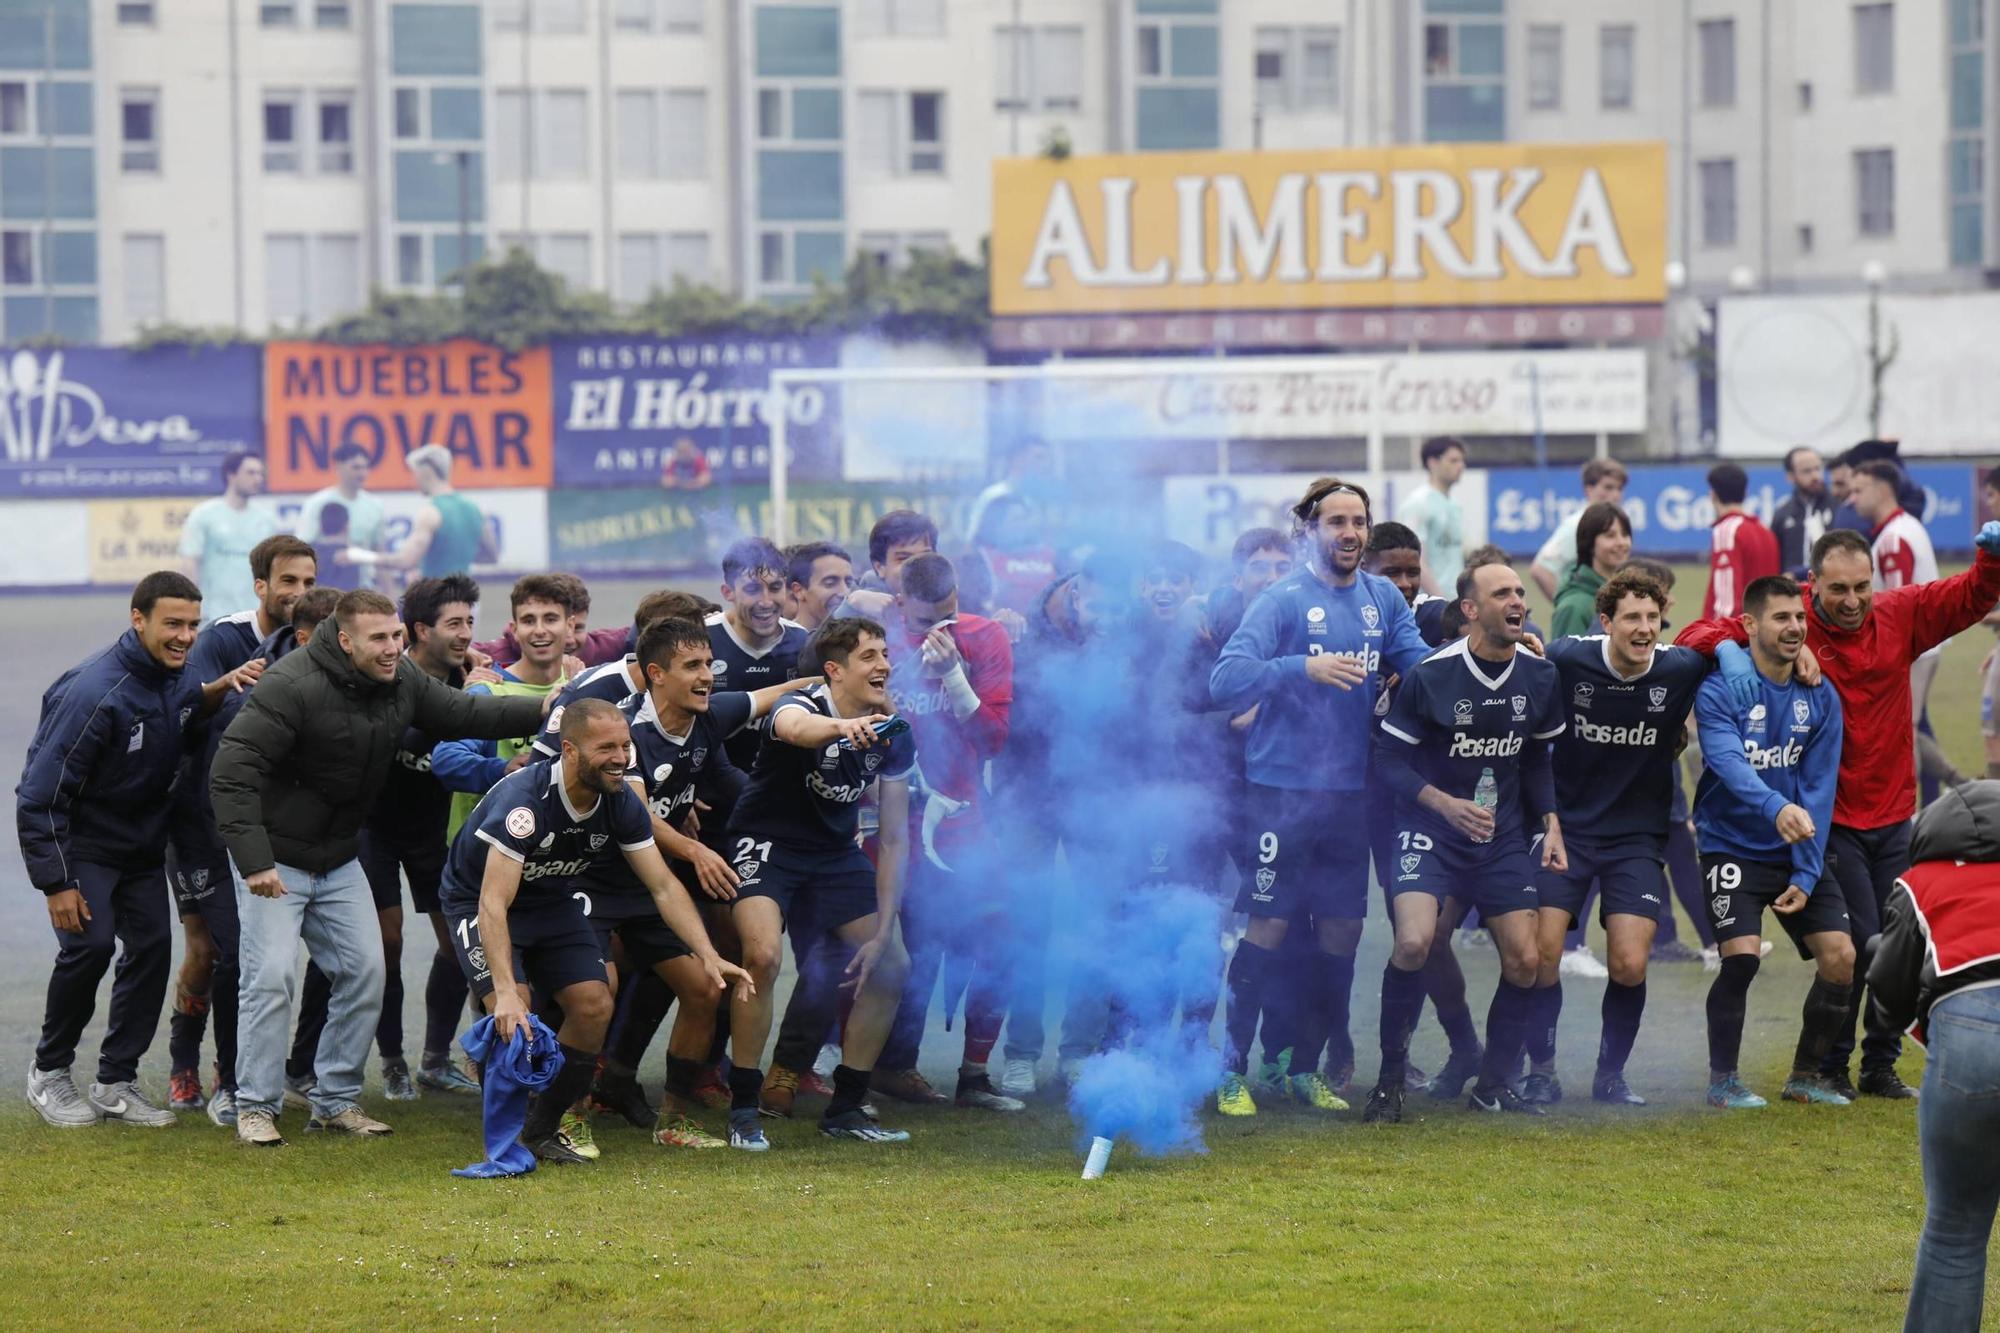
1675, 549, 2000, 831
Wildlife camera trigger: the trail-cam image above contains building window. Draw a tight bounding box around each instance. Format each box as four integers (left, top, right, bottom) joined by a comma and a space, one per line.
614, 0, 652, 29
495, 89, 589, 180
616, 231, 711, 301
1797, 223, 1815, 254
260, 2, 298, 27
1253, 27, 1340, 112
263, 92, 300, 172
1137, 24, 1163, 77
2, 230, 32, 286
1855, 147, 1895, 235
315, 1, 351, 28
662, 0, 701, 33
1, 82, 29, 137
120, 88, 160, 172
1699, 157, 1737, 248
856, 0, 943, 38
318, 94, 354, 173
1599, 24, 1633, 109
857, 230, 949, 268
394, 87, 422, 138
123, 233, 165, 323
1798, 80, 1814, 111
1423, 3, 1504, 143
266, 232, 361, 328
396, 233, 424, 285
857, 90, 943, 177
995, 25, 1084, 112
535, 0, 586, 33
493, 0, 527, 30
615, 88, 705, 180
116, 3, 155, 25
1699, 19, 1735, 107
1527, 25, 1562, 110
1854, 4, 1894, 94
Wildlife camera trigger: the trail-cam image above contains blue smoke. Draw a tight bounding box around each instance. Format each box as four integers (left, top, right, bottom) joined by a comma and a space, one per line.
1063, 883, 1226, 1157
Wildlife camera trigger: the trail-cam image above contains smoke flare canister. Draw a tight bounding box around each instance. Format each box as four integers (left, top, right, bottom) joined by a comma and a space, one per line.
1081, 1136, 1113, 1180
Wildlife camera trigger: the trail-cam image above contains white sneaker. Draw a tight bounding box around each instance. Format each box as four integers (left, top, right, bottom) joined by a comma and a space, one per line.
282, 1074, 314, 1113
811, 1043, 840, 1080
998, 1058, 1038, 1097
306, 1106, 393, 1136
1458, 929, 1493, 951
1760, 940, 1776, 959
1559, 947, 1611, 980
26, 1066, 99, 1128
237, 1109, 285, 1147
1701, 945, 1722, 973
206, 1086, 239, 1128
88, 1079, 177, 1127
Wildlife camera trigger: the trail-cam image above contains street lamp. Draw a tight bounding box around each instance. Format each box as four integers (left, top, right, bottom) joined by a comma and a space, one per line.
1862, 260, 1897, 436
1727, 264, 1757, 292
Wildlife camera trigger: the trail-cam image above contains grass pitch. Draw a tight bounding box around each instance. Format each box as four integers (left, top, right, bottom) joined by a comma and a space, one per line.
0, 570, 1992, 1329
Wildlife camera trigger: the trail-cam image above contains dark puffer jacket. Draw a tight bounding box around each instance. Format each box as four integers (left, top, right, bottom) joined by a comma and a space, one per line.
211, 618, 544, 876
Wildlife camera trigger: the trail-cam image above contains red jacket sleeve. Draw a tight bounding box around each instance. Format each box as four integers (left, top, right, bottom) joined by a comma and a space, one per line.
958, 618, 1014, 758
1887, 547, 2000, 658
470, 627, 520, 668
1674, 615, 1749, 656
578, 626, 632, 667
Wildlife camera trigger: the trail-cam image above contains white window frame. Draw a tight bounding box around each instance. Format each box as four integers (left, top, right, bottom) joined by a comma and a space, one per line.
1699, 157, 1737, 249
1527, 24, 1562, 111
995, 25, 1082, 112
123, 232, 166, 323
265, 231, 361, 328
856, 0, 944, 38
1699, 18, 1736, 108
856, 230, 950, 268
259, 1, 299, 28
263, 89, 301, 172
315, 1, 351, 29
1855, 147, 1895, 236
856, 89, 945, 178
120, 86, 161, 173
1252, 26, 1340, 113
1853, 3, 1895, 95
317, 90, 355, 173
1599, 24, 1634, 110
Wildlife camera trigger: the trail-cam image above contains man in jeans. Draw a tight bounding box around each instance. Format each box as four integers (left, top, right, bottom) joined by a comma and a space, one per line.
210, 589, 548, 1147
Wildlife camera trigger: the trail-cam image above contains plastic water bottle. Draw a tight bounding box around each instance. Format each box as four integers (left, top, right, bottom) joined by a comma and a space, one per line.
1471, 767, 1497, 844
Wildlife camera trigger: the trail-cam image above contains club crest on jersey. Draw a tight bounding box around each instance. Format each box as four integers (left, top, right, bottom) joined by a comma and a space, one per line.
589, 833, 608, 851
1648, 686, 1668, 710
1453, 698, 1474, 724
505, 806, 536, 839
711, 659, 728, 676
1400, 854, 1420, 877
690, 748, 707, 769
1511, 695, 1527, 721
1748, 703, 1767, 724
1254, 867, 1276, 894
178, 706, 193, 727
1573, 683, 1594, 707
1793, 699, 1811, 726
1150, 843, 1170, 873
863, 752, 883, 773
1361, 604, 1379, 630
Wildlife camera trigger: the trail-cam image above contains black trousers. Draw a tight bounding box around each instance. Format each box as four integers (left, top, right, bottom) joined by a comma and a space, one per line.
36, 861, 173, 1084
1823, 820, 1913, 1077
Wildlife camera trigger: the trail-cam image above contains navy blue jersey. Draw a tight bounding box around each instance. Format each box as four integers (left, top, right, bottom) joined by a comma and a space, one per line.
531, 656, 644, 758
1377, 638, 1565, 850
1545, 636, 1709, 845
729, 684, 916, 855
1692, 668, 1842, 895
706, 612, 808, 770
1209, 568, 1431, 792
364, 666, 461, 846
575, 689, 754, 909
438, 758, 653, 915
186, 610, 265, 684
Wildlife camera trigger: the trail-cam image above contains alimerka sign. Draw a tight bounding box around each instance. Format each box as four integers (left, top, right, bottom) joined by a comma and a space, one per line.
991, 142, 1666, 317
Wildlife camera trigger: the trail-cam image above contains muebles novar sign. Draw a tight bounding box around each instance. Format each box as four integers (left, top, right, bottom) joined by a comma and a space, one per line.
991, 142, 1666, 317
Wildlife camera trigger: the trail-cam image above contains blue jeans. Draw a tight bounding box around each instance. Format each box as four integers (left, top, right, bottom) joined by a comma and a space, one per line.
234, 860, 386, 1120
1909, 986, 2000, 1333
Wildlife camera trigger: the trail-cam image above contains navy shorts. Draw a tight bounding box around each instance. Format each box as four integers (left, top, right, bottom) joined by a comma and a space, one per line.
170, 849, 233, 919
1386, 828, 1542, 921
1700, 853, 1850, 961
1536, 837, 1669, 928
359, 827, 445, 915
586, 896, 695, 970
1234, 784, 1369, 921
730, 840, 880, 935
446, 895, 608, 1000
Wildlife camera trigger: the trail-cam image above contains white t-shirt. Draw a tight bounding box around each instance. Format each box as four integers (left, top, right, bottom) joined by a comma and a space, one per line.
1533, 510, 1584, 586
